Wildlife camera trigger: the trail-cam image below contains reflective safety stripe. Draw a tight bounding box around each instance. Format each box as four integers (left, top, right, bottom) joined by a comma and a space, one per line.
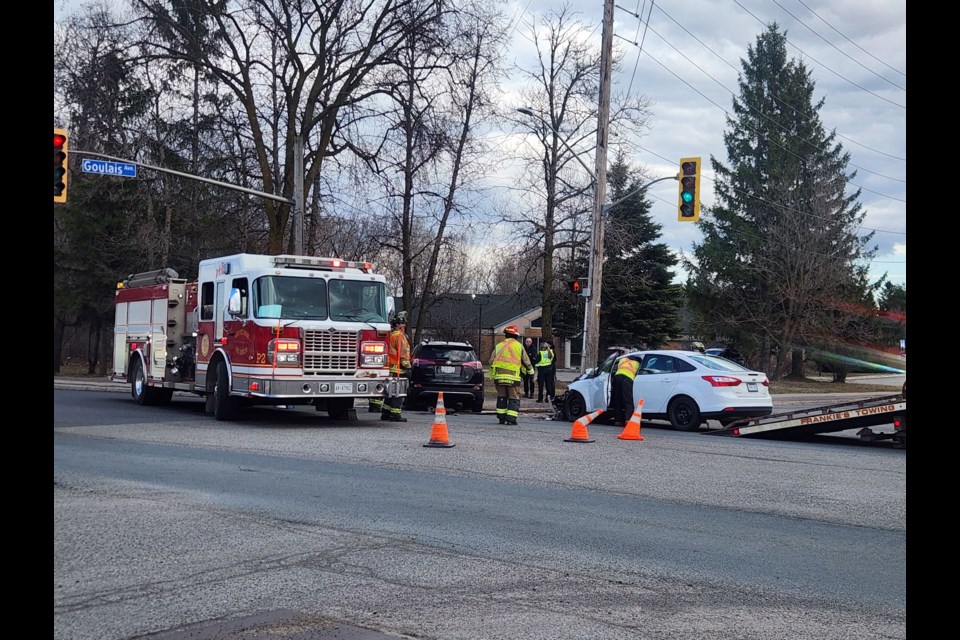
492, 338, 523, 382
615, 357, 639, 381
536, 349, 554, 367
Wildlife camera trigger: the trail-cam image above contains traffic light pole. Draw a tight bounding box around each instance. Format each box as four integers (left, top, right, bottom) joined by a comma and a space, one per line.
72, 148, 307, 253
72, 150, 295, 204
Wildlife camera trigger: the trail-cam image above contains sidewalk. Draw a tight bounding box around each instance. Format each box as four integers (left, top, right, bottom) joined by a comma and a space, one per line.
54, 376, 125, 392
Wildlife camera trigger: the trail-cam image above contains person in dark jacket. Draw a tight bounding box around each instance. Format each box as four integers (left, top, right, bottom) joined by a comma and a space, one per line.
522, 337, 538, 398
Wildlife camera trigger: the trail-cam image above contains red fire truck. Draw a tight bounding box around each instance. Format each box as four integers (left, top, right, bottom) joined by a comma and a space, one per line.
110, 253, 407, 420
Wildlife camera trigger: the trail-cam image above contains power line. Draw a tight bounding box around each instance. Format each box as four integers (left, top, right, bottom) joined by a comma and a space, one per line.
628, 44, 904, 202
768, 0, 905, 91
730, 0, 904, 109
623, 0, 656, 99
645, 188, 905, 268
637, 144, 905, 236
649, 3, 906, 163
794, 0, 906, 79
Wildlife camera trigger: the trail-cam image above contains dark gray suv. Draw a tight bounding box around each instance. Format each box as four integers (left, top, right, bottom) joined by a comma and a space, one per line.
405, 340, 484, 413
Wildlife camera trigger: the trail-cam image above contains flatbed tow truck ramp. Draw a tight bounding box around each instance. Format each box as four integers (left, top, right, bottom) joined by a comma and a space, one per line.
705, 393, 906, 447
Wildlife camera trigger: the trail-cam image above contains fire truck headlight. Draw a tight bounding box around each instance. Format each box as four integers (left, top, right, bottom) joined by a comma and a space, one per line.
268, 338, 301, 366
360, 341, 387, 368
360, 353, 386, 367
274, 352, 300, 365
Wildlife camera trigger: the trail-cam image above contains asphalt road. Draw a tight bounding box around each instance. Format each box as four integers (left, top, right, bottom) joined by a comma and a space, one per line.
54, 386, 906, 640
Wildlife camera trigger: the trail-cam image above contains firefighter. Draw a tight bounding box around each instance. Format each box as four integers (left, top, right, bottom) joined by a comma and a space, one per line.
381, 313, 411, 422
611, 354, 641, 425
489, 324, 535, 425
369, 312, 407, 414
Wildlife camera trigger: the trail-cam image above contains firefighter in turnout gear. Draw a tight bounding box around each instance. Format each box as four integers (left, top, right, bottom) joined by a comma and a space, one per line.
489, 324, 535, 425
381, 314, 411, 422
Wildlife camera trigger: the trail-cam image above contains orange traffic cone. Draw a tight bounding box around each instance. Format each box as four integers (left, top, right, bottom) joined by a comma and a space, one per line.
565, 409, 602, 443
423, 392, 455, 448
617, 399, 645, 441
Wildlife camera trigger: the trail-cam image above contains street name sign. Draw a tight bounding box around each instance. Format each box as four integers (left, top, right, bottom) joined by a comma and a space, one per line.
81, 159, 137, 178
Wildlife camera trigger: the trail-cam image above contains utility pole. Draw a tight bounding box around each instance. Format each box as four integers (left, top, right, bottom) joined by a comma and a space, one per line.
582, 0, 615, 373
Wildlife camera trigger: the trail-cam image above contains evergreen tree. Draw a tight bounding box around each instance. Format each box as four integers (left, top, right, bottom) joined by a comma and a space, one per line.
876, 282, 906, 356
685, 24, 876, 379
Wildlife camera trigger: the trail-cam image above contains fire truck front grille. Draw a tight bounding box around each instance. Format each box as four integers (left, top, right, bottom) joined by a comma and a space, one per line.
302, 329, 360, 373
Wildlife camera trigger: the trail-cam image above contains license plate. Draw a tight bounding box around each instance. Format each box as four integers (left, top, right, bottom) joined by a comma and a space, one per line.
334, 382, 353, 393
439, 365, 456, 374
747, 382, 758, 392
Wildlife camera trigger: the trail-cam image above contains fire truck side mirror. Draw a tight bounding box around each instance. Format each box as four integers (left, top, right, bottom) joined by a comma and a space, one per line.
227, 288, 242, 316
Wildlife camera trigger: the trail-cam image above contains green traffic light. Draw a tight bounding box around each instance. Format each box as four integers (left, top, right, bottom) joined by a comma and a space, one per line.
681, 191, 694, 203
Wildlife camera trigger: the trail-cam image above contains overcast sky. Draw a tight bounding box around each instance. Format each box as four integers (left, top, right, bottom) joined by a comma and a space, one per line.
499, 0, 906, 288
54, 0, 906, 289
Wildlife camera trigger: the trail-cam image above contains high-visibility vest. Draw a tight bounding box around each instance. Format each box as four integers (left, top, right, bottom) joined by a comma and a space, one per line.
387, 329, 410, 374
615, 357, 639, 381
536, 348, 554, 368
491, 338, 523, 382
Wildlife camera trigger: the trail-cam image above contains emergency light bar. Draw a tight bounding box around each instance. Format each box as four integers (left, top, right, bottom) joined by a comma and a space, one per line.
272, 255, 373, 273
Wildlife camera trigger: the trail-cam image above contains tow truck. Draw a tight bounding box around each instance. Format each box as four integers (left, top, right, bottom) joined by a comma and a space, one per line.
705, 389, 906, 448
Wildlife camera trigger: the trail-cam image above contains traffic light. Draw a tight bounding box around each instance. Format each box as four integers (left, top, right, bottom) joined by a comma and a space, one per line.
677, 156, 701, 222
568, 280, 582, 294
54, 128, 69, 203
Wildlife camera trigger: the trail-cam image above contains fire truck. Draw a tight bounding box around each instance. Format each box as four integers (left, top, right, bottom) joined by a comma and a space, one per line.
110, 253, 407, 421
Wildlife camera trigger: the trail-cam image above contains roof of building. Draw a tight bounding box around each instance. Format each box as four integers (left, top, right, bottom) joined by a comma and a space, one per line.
397, 288, 542, 331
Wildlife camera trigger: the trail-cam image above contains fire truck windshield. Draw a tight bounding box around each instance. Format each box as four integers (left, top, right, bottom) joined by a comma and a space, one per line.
253, 276, 387, 323
327, 279, 388, 323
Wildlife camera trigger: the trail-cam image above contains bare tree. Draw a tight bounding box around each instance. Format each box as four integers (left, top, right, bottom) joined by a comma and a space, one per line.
355, 0, 509, 342
507, 2, 652, 343
132, 0, 445, 253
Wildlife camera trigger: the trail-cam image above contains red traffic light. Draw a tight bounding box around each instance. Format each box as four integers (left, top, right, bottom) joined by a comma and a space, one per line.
569, 280, 581, 293
54, 128, 69, 203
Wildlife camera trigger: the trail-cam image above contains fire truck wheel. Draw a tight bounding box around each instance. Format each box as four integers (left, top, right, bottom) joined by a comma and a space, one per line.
131, 359, 158, 406
212, 360, 237, 421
